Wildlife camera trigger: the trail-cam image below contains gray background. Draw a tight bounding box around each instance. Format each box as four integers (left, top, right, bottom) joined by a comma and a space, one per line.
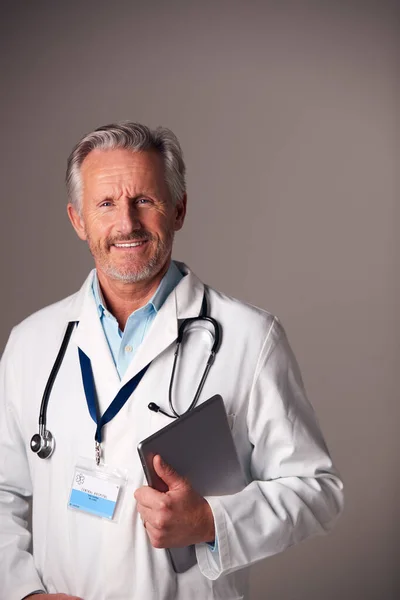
0, 1, 398, 598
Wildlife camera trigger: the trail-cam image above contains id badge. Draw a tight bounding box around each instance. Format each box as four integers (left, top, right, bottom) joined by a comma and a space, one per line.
68, 457, 127, 522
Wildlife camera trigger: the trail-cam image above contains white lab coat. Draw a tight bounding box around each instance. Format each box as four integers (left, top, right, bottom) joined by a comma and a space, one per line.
0, 263, 343, 600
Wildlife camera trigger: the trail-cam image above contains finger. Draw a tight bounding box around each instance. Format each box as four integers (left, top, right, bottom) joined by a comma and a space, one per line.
143, 519, 169, 549
136, 504, 152, 524
137, 502, 170, 530
134, 484, 165, 508
153, 455, 188, 491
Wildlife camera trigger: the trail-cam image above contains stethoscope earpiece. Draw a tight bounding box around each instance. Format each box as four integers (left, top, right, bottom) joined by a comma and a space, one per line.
148, 402, 174, 418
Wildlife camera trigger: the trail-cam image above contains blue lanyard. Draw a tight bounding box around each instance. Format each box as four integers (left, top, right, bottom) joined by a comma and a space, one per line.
78, 348, 150, 449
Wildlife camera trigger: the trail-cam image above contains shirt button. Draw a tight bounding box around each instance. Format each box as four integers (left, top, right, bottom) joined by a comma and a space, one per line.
125, 345, 133, 353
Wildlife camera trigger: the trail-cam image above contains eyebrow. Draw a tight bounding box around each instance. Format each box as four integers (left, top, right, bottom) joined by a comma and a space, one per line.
93, 192, 163, 203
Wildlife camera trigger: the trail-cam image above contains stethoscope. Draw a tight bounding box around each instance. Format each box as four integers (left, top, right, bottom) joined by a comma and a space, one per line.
30, 292, 221, 459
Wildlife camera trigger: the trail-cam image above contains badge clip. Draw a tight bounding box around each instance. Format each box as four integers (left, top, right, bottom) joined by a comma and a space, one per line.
95, 441, 101, 466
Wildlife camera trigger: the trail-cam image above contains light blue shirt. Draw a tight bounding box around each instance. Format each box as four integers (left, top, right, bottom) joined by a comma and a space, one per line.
92, 261, 183, 379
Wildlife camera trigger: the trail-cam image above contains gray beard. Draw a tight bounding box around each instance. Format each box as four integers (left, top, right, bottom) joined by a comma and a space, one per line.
101, 253, 167, 283
87, 231, 174, 284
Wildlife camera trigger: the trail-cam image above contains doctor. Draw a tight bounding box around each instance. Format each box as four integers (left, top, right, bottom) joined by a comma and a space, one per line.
0, 122, 343, 600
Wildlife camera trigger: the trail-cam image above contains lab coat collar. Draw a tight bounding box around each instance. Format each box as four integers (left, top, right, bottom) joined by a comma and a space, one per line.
120, 261, 204, 386
67, 262, 205, 388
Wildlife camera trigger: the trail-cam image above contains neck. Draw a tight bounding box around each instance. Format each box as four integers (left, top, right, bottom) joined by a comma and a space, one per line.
96, 261, 171, 330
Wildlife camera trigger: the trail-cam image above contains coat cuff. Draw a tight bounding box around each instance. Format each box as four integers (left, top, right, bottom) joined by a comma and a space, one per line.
195, 495, 229, 580
8, 580, 46, 600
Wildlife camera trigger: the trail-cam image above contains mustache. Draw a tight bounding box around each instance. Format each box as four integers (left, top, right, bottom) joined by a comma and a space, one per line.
107, 231, 155, 246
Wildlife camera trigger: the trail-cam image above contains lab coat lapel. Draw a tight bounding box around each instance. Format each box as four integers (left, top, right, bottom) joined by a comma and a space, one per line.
71, 272, 120, 391
120, 265, 205, 386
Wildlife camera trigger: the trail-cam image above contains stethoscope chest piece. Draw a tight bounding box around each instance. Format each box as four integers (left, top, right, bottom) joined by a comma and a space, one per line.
31, 320, 77, 460
30, 428, 55, 459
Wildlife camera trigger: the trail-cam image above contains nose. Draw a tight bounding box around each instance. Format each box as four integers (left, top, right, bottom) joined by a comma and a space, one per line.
116, 201, 142, 235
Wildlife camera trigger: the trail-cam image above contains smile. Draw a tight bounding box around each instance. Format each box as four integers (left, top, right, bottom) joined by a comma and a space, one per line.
113, 241, 147, 248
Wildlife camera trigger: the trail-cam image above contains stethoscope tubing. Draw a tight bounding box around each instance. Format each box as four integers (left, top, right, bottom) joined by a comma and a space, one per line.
168, 315, 219, 418
39, 320, 77, 429
31, 289, 221, 457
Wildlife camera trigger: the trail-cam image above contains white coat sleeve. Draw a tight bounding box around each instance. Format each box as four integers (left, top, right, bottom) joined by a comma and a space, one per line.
195, 318, 344, 579
0, 331, 45, 600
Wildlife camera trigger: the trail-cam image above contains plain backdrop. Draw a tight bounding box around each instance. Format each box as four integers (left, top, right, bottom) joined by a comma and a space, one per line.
0, 1, 398, 599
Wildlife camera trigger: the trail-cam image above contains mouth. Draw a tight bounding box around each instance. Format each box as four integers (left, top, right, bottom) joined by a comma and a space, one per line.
112, 240, 148, 249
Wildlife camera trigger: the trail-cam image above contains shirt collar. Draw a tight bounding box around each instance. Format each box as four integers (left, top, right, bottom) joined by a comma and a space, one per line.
92, 260, 184, 318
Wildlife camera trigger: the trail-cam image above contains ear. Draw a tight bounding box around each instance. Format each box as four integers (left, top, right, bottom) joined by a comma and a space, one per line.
67, 203, 87, 241
174, 194, 187, 232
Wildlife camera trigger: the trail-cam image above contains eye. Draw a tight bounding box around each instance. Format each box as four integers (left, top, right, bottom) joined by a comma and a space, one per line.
99, 200, 113, 208
136, 197, 152, 205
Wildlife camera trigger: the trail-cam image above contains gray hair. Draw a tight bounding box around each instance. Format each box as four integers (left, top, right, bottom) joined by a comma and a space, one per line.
66, 122, 186, 212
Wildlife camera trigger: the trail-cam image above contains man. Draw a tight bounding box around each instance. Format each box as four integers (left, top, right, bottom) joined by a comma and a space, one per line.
0, 122, 343, 600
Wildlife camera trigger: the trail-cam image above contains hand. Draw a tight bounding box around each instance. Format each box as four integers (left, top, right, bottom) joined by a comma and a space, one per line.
134, 455, 215, 549
24, 595, 83, 599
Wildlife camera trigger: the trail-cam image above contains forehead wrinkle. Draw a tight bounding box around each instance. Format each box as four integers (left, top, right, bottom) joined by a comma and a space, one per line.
81, 148, 169, 201
95, 176, 162, 199
84, 166, 165, 200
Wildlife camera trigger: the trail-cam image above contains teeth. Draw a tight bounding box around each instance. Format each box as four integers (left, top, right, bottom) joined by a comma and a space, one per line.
114, 242, 145, 248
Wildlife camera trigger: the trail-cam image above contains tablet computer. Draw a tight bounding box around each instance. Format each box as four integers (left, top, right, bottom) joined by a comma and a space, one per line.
137, 394, 245, 573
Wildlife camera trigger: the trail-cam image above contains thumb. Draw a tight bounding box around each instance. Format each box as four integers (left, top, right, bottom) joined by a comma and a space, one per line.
153, 455, 188, 491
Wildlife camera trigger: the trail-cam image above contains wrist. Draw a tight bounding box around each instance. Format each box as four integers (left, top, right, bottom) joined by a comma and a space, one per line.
202, 499, 216, 543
